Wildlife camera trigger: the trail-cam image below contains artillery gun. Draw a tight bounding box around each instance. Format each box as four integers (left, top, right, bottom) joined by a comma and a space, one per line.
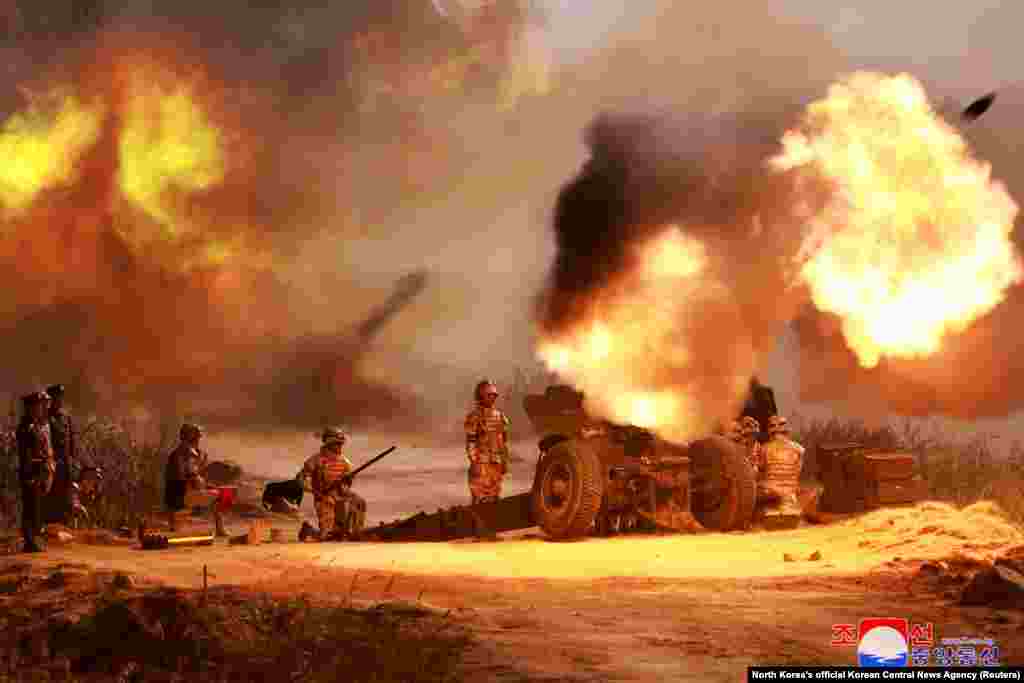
359, 382, 772, 542
522, 385, 757, 538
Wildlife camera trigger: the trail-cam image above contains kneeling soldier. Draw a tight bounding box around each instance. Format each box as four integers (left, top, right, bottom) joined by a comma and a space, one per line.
298, 427, 367, 542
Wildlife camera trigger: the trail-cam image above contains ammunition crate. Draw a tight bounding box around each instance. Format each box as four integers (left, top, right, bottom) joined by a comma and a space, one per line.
863, 452, 916, 481
817, 443, 869, 513
865, 476, 927, 508
818, 443, 923, 512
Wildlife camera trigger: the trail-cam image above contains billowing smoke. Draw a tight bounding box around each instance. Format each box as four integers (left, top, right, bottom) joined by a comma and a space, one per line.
24, 0, 1017, 443
535, 108, 826, 441
0, 0, 550, 433
536, 68, 1024, 440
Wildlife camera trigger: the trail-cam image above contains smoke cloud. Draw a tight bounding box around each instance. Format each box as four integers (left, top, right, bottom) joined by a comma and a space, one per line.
536, 3, 1024, 433
0, 0, 556, 433
29, 0, 1014, 441
531, 3, 853, 439
535, 106, 834, 439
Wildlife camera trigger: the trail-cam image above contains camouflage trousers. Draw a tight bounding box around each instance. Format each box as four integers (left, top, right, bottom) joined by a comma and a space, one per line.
468, 463, 505, 504
315, 490, 367, 538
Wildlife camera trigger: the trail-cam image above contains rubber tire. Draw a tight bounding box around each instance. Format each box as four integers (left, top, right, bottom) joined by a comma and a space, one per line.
530, 440, 604, 541
688, 435, 757, 531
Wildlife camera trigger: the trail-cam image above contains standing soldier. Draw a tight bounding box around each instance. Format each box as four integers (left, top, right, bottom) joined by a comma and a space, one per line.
163, 423, 227, 537
464, 379, 510, 505
754, 415, 805, 529
44, 384, 77, 525
17, 391, 54, 552
298, 426, 367, 542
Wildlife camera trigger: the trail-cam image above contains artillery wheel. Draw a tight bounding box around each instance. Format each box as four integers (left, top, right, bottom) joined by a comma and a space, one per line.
531, 440, 604, 540
688, 435, 756, 531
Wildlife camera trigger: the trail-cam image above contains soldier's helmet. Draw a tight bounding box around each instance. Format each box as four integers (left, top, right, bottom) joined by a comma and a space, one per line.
46, 384, 65, 399
739, 416, 761, 435
180, 422, 204, 441
22, 390, 50, 407
475, 379, 499, 402
767, 415, 789, 435
322, 426, 348, 446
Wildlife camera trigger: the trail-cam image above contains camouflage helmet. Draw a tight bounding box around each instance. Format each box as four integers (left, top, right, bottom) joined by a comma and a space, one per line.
767, 415, 789, 435
179, 422, 204, 441
322, 426, 349, 446
22, 390, 50, 406
739, 416, 760, 435
474, 379, 499, 402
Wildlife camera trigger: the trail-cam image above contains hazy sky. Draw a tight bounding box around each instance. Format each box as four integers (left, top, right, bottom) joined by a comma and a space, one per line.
545, 0, 1021, 91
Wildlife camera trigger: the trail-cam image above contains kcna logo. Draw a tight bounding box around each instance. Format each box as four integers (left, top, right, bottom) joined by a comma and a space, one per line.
857, 618, 909, 667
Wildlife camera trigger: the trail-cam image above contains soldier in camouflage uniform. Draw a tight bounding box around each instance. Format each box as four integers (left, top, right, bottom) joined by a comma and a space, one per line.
754, 415, 805, 528
725, 415, 762, 472
464, 379, 510, 505
164, 423, 227, 536
17, 391, 55, 552
43, 384, 78, 525
298, 427, 367, 542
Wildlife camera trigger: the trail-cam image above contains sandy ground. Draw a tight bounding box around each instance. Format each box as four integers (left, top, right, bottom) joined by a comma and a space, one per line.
7, 495, 1024, 681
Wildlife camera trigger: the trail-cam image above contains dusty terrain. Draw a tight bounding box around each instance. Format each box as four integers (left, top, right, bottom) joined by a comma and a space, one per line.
4, 489, 1023, 681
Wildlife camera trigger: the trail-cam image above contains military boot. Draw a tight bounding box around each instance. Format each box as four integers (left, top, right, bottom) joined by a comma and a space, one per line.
213, 510, 228, 538
298, 521, 319, 542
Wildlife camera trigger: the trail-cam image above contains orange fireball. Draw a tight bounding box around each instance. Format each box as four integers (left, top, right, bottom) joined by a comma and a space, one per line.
538, 227, 750, 443
771, 72, 1023, 368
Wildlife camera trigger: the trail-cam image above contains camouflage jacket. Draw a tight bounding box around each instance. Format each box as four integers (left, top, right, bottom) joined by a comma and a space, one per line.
166, 443, 209, 485
16, 419, 54, 484
300, 449, 354, 497
48, 408, 77, 468
464, 405, 510, 465
758, 435, 805, 499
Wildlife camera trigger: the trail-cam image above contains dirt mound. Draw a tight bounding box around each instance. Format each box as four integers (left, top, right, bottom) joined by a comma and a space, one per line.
960, 557, 1024, 609
912, 540, 1024, 609
2, 575, 471, 683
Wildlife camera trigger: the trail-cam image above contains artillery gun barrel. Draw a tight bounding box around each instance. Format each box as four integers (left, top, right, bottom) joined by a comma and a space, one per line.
348, 446, 397, 479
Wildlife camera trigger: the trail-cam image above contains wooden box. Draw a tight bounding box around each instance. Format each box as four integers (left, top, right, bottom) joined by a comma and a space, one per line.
863, 452, 915, 482
817, 443, 869, 513
865, 477, 927, 508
